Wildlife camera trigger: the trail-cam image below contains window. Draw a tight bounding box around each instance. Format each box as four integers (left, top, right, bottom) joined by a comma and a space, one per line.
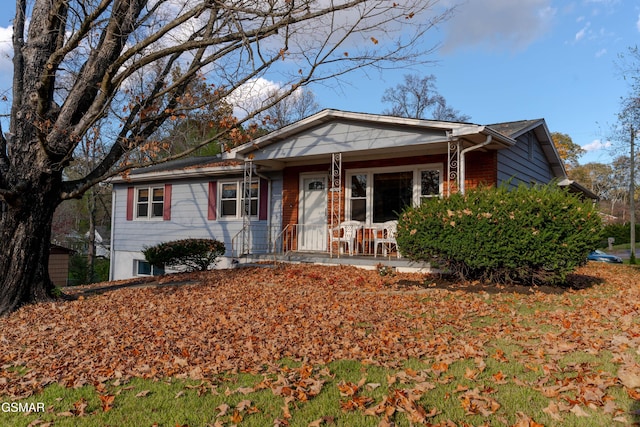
373, 171, 413, 223
136, 186, 164, 219
307, 179, 325, 190
135, 260, 164, 276
346, 165, 442, 223
350, 174, 367, 222
221, 183, 238, 217
219, 180, 259, 218
243, 181, 259, 217
420, 170, 440, 202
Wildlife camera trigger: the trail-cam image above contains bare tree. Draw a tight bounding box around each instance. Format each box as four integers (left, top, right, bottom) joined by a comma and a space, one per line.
0, 0, 454, 315
381, 73, 469, 121
614, 46, 640, 263
260, 87, 321, 131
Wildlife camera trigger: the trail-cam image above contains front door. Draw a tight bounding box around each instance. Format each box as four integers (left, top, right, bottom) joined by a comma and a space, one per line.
299, 175, 327, 251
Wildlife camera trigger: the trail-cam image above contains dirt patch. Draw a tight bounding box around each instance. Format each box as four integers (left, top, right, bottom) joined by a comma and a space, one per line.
62, 264, 604, 298
392, 271, 604, 295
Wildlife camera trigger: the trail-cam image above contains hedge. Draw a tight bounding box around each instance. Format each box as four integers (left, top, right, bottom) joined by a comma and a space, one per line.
143, 238, 225, 272
396, 183, 603, 285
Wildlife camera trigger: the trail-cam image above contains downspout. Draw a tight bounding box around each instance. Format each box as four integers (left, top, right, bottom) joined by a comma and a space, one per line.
108, 187, 117, 281
459, 135, 492, 194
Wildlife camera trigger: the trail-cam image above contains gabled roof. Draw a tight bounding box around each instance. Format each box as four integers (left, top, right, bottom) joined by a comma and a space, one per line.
231, 109, 476, 157
489, 118, 567, 179
486, 119, 542, 138
228, 109, 516, 163
116, 110, 572, 188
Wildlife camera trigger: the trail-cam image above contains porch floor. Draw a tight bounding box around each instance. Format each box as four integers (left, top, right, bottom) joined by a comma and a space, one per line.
236, 251, 435, 273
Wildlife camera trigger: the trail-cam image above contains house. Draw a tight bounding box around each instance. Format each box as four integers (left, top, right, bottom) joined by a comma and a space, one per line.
109, 109, 597, 280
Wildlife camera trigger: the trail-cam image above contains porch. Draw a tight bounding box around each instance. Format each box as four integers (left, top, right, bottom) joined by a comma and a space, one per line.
230, 223, 435, 273
238, 251, 434, 273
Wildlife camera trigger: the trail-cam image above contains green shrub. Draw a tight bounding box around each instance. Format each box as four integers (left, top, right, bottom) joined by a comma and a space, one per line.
397, 183, 603, 285
68, 255, 110, 285
600, 222, 640, 247
143, 238, 225, 272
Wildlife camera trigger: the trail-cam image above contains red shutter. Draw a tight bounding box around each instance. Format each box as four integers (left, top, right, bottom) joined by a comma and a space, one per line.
126, 187, 134, 221
163, 184, 172, 220
208, 181, 217, 220
259, 178, 268, 220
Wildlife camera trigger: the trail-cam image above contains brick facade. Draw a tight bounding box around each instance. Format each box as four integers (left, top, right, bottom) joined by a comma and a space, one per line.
281, 152, 498, 230
464, 151, 498, 190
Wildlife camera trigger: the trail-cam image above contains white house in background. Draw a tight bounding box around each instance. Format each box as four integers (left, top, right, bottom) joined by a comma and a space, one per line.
109, 109, 596, 280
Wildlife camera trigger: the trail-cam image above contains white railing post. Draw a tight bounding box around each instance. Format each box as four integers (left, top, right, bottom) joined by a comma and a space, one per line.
330, 153, 342, 257
242, 161, 253, 255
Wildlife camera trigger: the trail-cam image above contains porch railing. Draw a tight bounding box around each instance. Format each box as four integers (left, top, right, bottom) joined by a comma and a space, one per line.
232, 223, 400, 259
231, 224, 282, 258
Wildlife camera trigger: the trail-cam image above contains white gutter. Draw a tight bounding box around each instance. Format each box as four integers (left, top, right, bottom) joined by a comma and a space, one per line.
109, 164, 245, 183
459, 135, 492, 194
108, 188, 116, 281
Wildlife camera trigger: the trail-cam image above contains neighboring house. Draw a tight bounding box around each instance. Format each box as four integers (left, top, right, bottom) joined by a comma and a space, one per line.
49, 244, 74, 287
85, 229, 111, 259
109, 109, 597, 280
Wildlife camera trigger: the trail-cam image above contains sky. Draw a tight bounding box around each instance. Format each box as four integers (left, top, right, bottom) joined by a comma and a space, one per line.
0, 0, 638, 165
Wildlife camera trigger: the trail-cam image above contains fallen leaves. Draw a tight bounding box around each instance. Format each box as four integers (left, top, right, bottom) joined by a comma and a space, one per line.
458, 387, 500, 417
0, 262, 640, 425
98, 394, 114, 412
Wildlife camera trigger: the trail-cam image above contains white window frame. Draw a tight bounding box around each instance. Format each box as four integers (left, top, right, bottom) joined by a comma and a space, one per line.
135, 186, 165, 220
419, 168, 442, 203
345, 164, 443, 224
217, 179, 259, 220
134, 259, 165, 276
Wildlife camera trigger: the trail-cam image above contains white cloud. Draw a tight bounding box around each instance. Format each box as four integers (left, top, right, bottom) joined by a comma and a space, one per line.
225, 78, 282, 119
575, 22, 591, 41
441, 0, 556, 52
595, 48, 607, 57
0, 25, 12, 73
582, 139, 611, 152
636, 13, 640, 32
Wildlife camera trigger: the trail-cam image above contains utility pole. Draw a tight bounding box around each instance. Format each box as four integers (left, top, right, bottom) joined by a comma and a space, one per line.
631, 125, 636, 264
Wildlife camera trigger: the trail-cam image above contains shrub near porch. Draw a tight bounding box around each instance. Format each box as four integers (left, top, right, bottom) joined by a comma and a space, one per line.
397, 183, 603, 285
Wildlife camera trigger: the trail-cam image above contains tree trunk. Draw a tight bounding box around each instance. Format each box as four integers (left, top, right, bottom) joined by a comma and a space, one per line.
630, 126, 636, 264
0, 179, 62, 316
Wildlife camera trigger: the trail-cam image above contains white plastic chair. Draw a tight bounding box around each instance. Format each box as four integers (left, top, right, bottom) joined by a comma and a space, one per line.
374, 220, 400, 258
330, 220, 362, 255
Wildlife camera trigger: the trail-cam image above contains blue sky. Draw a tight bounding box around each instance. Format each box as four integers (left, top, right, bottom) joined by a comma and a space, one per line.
306, 0, 639, 165
0, 0, 638, 165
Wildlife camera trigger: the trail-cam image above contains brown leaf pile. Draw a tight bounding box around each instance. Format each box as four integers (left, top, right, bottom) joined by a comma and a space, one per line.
0, 262, 639, 423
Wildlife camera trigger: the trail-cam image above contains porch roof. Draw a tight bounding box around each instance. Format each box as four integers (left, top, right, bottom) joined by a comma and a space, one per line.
109, 155, 245, 183
228, 109, 516, 169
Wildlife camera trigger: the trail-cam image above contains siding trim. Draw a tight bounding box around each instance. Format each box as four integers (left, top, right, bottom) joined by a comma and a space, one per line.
259, 178, 268, 220
163, 184, 172, 220
208, 181, 217, 220
126, 187, 134, 221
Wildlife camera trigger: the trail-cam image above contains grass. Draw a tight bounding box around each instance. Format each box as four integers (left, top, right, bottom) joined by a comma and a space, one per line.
1, 352, 637, 426
1, 263, 639, 426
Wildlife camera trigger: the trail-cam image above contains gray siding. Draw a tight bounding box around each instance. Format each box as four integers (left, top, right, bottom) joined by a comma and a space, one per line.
112, 172, 283, 257
497, 131, 553, 188
252, 121, 448, 161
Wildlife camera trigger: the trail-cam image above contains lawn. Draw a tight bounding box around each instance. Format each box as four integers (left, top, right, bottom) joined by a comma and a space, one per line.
1, 262, 640, 426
